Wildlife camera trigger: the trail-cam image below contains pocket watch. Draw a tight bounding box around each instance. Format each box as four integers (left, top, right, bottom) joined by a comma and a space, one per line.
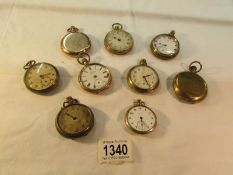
127, 59, 160, 93
61, 26, 91, 55
23, 60, 59, 92
76, 53, 112, 93
150, 30, 180, 59
55, 97, 94, 138
104, 23, 134, 55
172, 61, 208, 103
125, 99, 157, 134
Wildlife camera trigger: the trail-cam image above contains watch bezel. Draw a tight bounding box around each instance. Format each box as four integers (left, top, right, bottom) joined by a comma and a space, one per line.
78, 63, 112, 93
150, 33, 180, 59
104, 29, 134, 55
23, 62, 60, 93
55, 103, 94, 138
125, 104, 157, 134
127, 64, 160, 93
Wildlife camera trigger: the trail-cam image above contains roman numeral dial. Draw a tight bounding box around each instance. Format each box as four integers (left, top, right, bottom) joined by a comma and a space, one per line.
79, 63, 112, 93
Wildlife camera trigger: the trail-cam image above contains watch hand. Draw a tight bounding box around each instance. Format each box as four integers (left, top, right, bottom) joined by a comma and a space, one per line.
65, 112, 77, 120
39, 73, 51, 78
143, 76, 151, 87
143, 74, 152, 78
140, 117, 144, 129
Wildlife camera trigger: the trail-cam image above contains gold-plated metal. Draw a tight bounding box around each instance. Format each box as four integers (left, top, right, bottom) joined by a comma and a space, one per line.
150, 30, 180, 59
127, 59, 160, 93
60, 26, 91, 55
55, 97, 94, 138
104, 23, 134, 55
172, 61, 208, 103
125, 99, 157, 134
77, 53, 112, 93
23, 60, 59, 93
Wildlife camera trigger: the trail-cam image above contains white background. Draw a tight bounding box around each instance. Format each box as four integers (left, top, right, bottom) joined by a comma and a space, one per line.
0, 0, 233, 174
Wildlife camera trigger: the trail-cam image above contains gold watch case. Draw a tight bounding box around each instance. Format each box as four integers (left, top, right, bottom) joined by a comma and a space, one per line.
77, 53, 112, 93
150, 30, 180, 59
125, 99, 157, 134
172, 61, 208, 103
23, 60, 59, 93
55, 97, 94, 138
127, 59, 160, 93
104, 23, 134, 55
61, 26, 91, 55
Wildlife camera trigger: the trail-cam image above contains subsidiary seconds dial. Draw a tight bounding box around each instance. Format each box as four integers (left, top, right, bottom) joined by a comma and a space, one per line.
125, 100, 157, 134
104, 23, 134, 55
79, 63, 111, 92
77, 53, 112, 93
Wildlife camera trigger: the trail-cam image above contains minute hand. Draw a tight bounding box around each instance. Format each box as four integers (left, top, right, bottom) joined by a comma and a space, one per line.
142, 75, 152, 87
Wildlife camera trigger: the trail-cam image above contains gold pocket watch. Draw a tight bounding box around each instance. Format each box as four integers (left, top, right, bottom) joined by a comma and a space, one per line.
76, 53, 112, 93
104, 23, 134, 55
61, 26, 91, 55
150, 30, 180, 59
172, 61, 208, 103
55, 97, 94, 138
23, 60, 59, 93
125, 99, 157, 134
127, 59, 160, 93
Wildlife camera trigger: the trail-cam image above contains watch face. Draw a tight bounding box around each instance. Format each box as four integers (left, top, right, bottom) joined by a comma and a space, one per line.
104, 29, 133, 55
24, 63, 59, 92
125, 105, 157, 134
56, 104, 94, 138
61, 32, 91, 55
172, 71, 208, 103
128, 65, 159, 92
151, 34, 179, 58
79, 63, 112, 93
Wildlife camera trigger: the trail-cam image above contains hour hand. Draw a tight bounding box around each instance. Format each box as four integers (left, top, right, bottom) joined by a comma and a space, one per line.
143, 74, 152, 78
65, 112, 77, 120
40, 73, 51, 78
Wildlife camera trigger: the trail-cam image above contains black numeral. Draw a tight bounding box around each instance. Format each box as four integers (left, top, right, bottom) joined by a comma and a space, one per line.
103, 144, 128, 156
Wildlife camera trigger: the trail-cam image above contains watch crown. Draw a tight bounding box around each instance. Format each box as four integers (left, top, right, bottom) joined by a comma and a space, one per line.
169, 30, 175, 36
67, 26, 79, 33
140, 59, 147, 65
134, 99, 145, 106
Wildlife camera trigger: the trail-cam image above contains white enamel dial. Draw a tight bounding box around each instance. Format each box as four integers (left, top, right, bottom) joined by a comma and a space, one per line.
105, 30, 133, 54
151, 31, 180, 59
128, 65, 159, 91
79, 63, 111, 92
153, 35, 178, 55
126, 105, 157, 133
